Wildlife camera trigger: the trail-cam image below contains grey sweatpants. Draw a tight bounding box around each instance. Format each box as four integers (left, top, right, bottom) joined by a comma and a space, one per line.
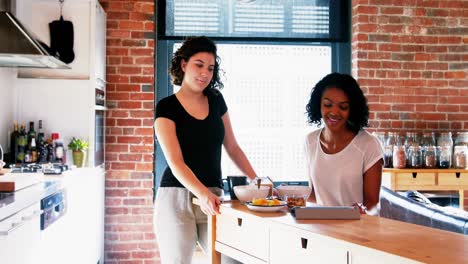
154, 187, 223, 264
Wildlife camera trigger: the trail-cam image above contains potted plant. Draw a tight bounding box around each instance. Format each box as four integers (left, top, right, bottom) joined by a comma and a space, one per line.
68, 137, 89, 167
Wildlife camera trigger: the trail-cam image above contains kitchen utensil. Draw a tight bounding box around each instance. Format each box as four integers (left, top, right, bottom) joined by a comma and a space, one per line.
276, 185, 312, 200
224, 176, 248, 200
245, 200, 287, 212
232, 185, 269, 203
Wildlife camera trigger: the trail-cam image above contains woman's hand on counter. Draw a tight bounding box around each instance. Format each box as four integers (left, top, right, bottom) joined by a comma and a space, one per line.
198, 190, 221, 215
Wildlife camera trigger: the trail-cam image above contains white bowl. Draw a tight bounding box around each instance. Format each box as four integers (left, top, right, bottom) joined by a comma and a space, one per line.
276, 185, 312, 200
233, 185, 270, 203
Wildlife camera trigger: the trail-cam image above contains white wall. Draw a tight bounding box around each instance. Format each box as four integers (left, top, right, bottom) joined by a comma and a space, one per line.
0, 68, 17, 154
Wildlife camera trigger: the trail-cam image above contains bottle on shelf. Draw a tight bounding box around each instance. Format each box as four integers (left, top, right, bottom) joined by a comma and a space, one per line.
9, 123, 19, 163
47, 138, 55, 162
30, 137, 38, 163
37, 136, 48, 163
37, 120, 45, 143
27, 121, 36, 147
16, 124, 27, 163
55, 139, 65, 164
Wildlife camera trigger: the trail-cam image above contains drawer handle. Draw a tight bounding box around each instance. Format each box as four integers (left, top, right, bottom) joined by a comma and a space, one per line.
412, 172, 417, 178
237, 218, 242, 227
0, 221, 26, 236
301, 237, 308, 249
456, 172, 461, 178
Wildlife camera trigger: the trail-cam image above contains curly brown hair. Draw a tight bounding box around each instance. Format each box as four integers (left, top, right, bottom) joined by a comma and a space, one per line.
305, 73, 369, 133
170, 36, 224, 93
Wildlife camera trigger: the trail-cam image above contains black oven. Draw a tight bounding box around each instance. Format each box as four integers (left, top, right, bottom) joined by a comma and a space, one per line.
95, 87, 106, 167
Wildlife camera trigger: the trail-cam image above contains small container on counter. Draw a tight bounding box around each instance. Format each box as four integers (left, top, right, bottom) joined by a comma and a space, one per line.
393, 145, 406, 169
438, 146, 452, 168
453, 146, 467, 169
423, 146, 437, 168
437, 132, 453, 169
408, 146, 423, 168
384, 132, 398, 168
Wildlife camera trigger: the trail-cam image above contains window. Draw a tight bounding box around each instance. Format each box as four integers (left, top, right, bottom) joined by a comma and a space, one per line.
154, 0, 350, 189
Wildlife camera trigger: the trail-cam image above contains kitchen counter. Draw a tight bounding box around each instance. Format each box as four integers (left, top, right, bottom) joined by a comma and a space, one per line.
0, 167, 105, 264
0, 174, 63, 221
207, 201, 468, 264
0, 168, 99, 221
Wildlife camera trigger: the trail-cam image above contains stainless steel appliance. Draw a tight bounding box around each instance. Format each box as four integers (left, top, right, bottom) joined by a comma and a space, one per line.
9, 163, 69, 174
94, 85, 106, 167
0, 0, 69, 68
40, 189, 67, 230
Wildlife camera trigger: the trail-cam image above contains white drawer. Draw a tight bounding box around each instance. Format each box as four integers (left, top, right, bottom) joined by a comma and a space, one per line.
270, 224, 348, 264
216, 212, 269, 260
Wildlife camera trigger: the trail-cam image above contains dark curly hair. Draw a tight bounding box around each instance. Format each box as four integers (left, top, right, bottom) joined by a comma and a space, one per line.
305, 72, 369, 133
169, 36, 223, 94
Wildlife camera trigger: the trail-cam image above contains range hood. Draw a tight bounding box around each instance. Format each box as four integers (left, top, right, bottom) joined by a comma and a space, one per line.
0, 0, 69, 69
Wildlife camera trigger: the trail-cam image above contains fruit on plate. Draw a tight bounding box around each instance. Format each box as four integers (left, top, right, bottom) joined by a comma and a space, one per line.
251, 198, 282, 206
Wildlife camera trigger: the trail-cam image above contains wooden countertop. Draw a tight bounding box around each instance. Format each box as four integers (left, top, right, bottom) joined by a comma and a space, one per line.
219, 201, 468, 264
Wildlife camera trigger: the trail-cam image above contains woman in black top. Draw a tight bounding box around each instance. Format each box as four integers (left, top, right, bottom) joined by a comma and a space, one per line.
154, 36, 257, 263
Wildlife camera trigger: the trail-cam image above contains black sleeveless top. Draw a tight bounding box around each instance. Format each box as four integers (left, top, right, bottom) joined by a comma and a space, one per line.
155, 90, 227, 188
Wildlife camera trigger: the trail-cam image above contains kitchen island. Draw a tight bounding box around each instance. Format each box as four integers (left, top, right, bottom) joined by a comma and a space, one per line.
204, 201, 468, 264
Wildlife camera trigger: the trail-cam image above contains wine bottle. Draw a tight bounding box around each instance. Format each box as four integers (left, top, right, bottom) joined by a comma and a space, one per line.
30, 138, 38, 163
16, 124, 27, 163
37, 120, 45, 144
27, 121, 36, 147
10, 123, 19, 163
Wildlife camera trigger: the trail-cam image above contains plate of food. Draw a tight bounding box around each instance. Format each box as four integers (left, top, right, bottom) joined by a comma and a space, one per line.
245, 198, 287, 212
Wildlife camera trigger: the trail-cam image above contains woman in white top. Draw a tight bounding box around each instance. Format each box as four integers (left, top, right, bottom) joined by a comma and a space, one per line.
305, 73, 383, 214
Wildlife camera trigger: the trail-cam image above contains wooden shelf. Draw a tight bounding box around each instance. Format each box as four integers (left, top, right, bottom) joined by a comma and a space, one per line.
382, 168, 468, 209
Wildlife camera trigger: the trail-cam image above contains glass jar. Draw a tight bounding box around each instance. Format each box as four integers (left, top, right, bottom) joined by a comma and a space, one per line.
423, 146, 437, 168
393, 145, 406, 169
384, 132, 398, 168
405, 132, 420, 166
437, 132, 453, 169
454, 132, 468, 147
438, 146, 452, 168
372, 131, 386, 149
437, 132, 453, 148
408, 146, 423, 168
421, 132, 436, 147
453, 146, 467, 169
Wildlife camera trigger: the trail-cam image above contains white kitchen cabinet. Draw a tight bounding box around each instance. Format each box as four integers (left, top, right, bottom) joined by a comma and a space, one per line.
0, 202, 41, 264
269, 223, 349, 264
36, 169, 105, 264
61, 168, 105, 264
15, 0, 106, 81
216, 211, 269, 263
13, 0, 106, 167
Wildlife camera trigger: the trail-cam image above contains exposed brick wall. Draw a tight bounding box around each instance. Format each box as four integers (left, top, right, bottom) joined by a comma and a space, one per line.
352, 0, 468, 210
99, 0, 157, 263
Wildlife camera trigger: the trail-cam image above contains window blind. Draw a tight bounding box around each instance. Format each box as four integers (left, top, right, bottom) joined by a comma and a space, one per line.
160, 0, 349, 42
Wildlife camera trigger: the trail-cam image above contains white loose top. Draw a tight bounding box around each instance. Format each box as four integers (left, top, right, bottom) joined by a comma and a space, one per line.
305, 128, 383, 206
